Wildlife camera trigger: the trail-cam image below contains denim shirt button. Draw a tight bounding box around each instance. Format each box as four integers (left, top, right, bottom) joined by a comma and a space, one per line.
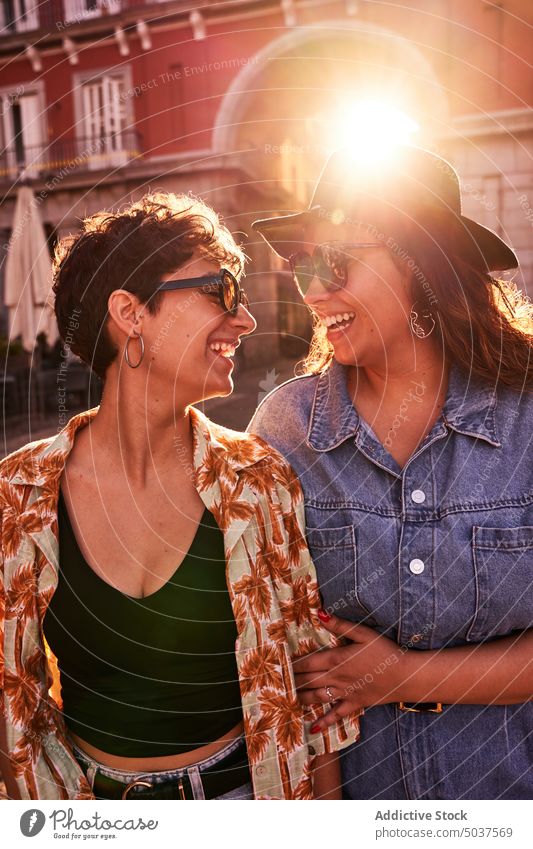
409, 558, 425, 574
411, 489, 426, 503
410, 633, 424, 643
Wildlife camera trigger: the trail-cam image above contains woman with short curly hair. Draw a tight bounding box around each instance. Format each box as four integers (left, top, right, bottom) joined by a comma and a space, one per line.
0, 192, 361, 800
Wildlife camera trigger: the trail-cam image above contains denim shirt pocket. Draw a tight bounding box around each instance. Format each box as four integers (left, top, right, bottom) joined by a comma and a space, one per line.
306, 524, 374, 623
466, 525, 533, 642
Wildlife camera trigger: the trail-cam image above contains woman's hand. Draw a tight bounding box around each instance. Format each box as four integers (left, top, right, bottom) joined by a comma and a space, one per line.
294, 610, 409, 730
297, 612, 533, 731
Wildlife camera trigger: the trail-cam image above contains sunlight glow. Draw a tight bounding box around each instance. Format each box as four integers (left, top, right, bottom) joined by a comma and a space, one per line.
326, 100, 420, 166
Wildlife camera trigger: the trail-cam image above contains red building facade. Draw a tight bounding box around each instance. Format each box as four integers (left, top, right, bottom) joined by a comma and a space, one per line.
1, 0, 531, 364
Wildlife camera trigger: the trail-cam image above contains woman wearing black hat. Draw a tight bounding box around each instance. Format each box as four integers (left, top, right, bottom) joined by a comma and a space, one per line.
248, 145, 533, 800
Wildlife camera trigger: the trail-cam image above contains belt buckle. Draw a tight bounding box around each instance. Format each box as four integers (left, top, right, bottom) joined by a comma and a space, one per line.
121, 777, 189, 800
121, 779, 153, 800
398, 701, 443, 713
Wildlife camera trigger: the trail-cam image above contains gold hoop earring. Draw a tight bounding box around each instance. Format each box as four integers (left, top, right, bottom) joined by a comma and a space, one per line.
124, 333, 144, 368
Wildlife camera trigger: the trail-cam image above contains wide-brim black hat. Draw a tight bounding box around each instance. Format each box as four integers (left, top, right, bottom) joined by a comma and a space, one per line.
252, 144, 518, 272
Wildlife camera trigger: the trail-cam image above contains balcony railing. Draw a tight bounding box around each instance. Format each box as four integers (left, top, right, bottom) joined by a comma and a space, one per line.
0, 130, 143, 184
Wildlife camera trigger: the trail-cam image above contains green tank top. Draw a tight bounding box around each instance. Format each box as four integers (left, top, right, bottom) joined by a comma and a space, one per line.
43, 491, 243, 757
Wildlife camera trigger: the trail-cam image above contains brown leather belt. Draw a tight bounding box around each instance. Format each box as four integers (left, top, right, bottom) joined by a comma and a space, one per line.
74, 742, 251, 800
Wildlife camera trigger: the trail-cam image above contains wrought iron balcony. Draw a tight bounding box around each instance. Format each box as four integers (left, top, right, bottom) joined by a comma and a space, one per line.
0, 130, 143, 184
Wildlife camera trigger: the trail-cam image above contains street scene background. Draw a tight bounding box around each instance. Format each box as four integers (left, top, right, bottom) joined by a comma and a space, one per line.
0, 0, 532, 457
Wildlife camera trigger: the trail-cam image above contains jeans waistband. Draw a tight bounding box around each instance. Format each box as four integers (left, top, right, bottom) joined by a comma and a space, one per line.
70, 732, 247, 786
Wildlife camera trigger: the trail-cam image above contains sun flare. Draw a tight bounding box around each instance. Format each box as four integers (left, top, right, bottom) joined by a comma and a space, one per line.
325, 100, 420, 165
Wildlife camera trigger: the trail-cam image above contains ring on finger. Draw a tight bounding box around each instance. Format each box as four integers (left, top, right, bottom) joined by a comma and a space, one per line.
325, 685, 335, 701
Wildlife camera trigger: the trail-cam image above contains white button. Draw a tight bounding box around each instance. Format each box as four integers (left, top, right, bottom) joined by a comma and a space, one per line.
411, 489, 426, 504
255, 766, 266, 777
409, 558, 425, 574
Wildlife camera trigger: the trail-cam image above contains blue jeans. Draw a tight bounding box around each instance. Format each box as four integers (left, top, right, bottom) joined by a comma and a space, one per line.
70, 733, 254, 800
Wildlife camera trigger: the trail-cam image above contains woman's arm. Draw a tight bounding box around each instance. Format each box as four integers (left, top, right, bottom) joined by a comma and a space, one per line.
294, 613, 533, 731
401, 627, 533, 706
0, 708, 21, 799
312, 752, 342, 800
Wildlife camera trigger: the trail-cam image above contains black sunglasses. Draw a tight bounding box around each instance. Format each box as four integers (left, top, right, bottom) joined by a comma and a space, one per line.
156, 268, 249, 316
288, 242, 384, 295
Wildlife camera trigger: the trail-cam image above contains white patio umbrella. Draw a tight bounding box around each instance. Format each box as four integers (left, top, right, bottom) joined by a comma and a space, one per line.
4, 184, 59, 352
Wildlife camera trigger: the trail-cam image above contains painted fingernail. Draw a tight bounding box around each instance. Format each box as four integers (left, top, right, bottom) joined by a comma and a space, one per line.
310, 723, 321, 734
317, 608, 331, 622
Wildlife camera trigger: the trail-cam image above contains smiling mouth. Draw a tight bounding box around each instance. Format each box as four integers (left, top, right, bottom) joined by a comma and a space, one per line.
208, 341, 237, 358
320, 312, 356, 332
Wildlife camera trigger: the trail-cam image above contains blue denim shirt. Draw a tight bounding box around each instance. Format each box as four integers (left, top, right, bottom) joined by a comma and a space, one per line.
248, 360, 533, 800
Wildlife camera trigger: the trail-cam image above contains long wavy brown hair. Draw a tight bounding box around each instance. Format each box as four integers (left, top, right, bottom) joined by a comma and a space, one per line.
299, 216, 533, 390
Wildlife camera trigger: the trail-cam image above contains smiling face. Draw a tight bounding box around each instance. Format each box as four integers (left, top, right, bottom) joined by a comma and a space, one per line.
134, 254, 256, 407
301, 219, 418, 372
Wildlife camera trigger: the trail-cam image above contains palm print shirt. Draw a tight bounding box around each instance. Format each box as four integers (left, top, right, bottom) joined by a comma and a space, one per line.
0, 406, 361, 800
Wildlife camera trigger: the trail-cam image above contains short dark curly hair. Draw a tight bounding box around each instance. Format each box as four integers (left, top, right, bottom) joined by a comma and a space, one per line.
52, 191, 246, 379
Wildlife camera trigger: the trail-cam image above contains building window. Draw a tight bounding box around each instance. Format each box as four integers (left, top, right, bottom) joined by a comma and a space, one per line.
63, 0, 121, 24
0, 0, 39, 33
79, 71, 129, 169
0, 85, 46, 179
